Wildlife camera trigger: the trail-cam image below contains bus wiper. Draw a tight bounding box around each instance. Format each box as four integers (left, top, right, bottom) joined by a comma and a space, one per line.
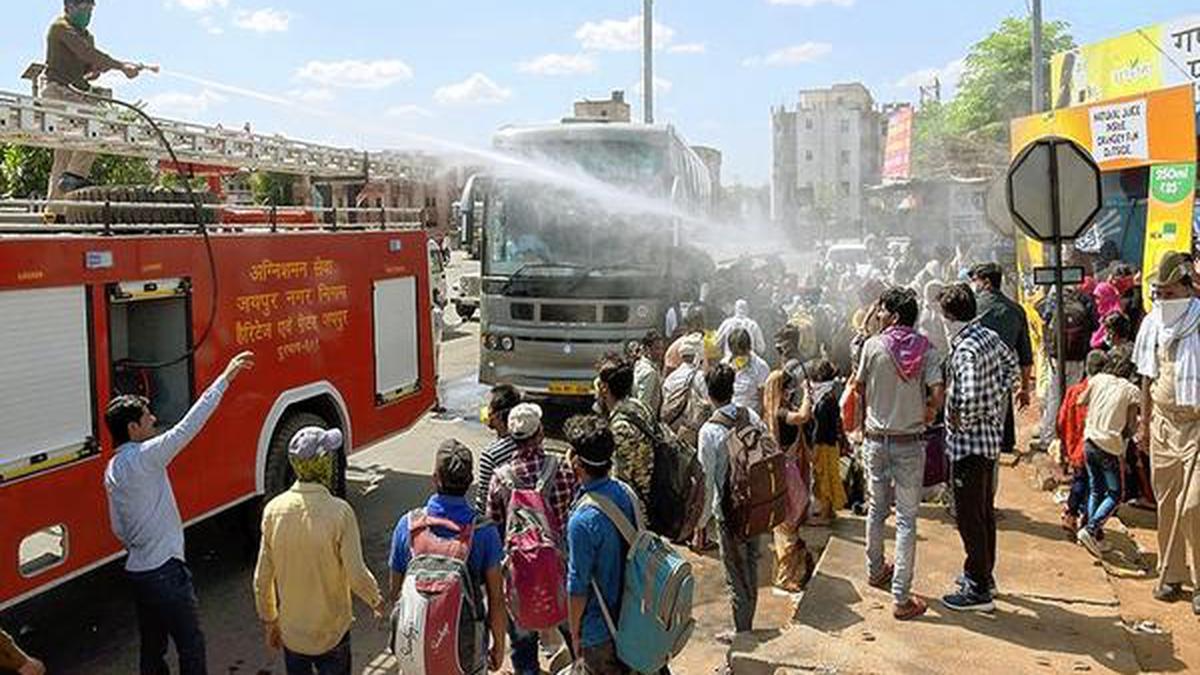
564, 263, 657, 293
500, 263, 586, 294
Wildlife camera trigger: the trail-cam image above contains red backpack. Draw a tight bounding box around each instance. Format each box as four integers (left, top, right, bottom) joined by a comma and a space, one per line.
498, 455, 569, 631
390, 509, 486, 675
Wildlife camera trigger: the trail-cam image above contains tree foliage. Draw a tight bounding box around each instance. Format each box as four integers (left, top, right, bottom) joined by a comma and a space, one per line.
250, 171, 296, 206
913, 16, 1075, 177
0, 143, 158, 197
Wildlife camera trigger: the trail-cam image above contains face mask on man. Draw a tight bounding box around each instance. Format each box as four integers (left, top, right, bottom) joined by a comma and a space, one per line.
1158, 297, 1193, 326
68, 5, 93, 30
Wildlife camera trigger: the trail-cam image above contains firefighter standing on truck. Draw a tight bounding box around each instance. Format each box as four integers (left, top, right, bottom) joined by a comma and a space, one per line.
43, 0, 146, 202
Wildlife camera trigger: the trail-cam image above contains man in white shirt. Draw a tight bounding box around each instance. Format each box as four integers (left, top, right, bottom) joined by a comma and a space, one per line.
716, 299, 767, 358
104, 351, 255, 675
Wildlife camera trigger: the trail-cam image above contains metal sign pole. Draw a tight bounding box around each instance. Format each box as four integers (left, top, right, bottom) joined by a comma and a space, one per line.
1048, 143, 1068, 411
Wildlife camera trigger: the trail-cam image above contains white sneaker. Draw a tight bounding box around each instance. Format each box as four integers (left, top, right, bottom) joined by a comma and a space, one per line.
1077, 528, 1103, 559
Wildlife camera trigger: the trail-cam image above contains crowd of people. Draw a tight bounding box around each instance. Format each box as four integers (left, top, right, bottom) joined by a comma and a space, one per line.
6, 242, 1200, 675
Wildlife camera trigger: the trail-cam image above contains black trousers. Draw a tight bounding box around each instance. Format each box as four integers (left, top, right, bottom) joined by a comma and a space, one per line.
952, 455, 997, 593
127, 558, 207, 675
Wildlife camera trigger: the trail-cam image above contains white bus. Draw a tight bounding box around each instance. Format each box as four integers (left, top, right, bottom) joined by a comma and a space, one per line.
461, 122, 714, 397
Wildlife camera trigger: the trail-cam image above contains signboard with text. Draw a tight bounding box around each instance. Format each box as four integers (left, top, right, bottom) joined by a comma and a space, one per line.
882, 106, 913, 181
1051, 15, 1200, 109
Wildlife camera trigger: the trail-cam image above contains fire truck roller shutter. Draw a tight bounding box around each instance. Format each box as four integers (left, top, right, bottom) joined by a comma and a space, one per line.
372, 277, 421, 403
0, 286, 94, 480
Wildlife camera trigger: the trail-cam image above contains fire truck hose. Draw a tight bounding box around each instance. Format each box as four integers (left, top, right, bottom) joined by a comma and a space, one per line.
68, 85, 220, 370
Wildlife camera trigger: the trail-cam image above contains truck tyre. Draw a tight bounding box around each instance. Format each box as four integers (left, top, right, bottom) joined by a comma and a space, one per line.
264, 411, 347, 500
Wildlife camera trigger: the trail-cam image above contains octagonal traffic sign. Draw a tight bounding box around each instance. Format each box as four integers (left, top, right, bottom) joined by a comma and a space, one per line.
1006, 136, 1102, 242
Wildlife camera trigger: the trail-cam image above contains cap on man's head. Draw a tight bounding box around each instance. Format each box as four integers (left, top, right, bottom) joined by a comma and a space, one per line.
288, 426, 343, 460
1153, 251, 1191, 287
677, 333, 703, 359
508, 402, 543, 440
970, 262, 1002, 280
435, 439, 474, 492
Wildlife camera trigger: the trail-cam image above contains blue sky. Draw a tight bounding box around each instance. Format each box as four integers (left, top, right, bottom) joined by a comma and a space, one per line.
0, 1, 1189, 184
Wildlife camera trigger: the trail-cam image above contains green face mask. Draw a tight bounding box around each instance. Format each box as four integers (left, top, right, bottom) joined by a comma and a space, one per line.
68, 7, 93, 30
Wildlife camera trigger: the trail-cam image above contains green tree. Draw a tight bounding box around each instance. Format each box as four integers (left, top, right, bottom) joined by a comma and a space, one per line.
91, 154, 155, 186
912, 16, 1075, 177
250, 171, 295, 205
0, 145, 52, 198
948, 16, 1075, 139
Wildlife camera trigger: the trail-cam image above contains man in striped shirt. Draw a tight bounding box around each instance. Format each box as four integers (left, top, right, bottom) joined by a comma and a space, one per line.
474, 384, 523, 513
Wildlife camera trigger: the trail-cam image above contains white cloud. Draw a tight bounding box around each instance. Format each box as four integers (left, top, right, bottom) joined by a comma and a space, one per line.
518, 53, 598, 76
234, 8, 291, 33
896, 58, 966, 92
295, 59, 414, 89
668, 43, 707, 54
434, 73, 512, 106
766, 0, 855, 6
145, 90, 227, 118
289, 88, 334, 103
175, 0, 229, 11
743, 42, 832, 67
575, 16, 676, 52
198, 15, 224, 35
386, 104, 434, 119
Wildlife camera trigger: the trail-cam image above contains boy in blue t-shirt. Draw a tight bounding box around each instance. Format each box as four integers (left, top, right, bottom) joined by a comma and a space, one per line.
389, 439, 506, 672
564, 415, 644, 675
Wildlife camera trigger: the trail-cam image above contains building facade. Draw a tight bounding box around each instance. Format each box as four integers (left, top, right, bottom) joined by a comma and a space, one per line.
568, 91, 632, 123
771, 83, 885, 237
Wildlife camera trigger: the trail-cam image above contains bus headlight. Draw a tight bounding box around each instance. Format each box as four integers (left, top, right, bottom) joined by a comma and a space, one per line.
626, 340, 640, 355
484, 334, 515, 352
500, 336, 515, 352
484, 334, 499, 350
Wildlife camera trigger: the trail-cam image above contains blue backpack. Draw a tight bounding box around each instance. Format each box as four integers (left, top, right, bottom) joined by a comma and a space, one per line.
578, 484, 695, 673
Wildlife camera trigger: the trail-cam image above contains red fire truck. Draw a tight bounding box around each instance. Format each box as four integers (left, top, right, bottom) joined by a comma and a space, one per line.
0, 90, 438, 608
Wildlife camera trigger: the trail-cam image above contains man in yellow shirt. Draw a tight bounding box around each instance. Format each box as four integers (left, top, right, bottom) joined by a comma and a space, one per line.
253, 427, 383, 675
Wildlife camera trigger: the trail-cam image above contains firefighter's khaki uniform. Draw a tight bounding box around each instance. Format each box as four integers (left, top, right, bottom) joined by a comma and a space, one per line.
1149, 343, 1200, 587
43, 15, 124, 202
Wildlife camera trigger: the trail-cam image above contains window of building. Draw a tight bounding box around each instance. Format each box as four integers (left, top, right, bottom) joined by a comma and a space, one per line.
805, 149, 814, 161
839, 119, 850, 133
805, 118, 814, 130
840, 150, 850, 165
840, 181, 851, 196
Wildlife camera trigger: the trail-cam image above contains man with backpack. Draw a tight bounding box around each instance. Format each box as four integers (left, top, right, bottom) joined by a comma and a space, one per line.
848, 287, 943, 621
564, 415, 643, 674
634, 330, 667, 421
596, 357, 656, 504
254, 427, 383, 675
969, 263, 1035, 455
661, 333, 710, 450
1035, 284, 1098, 450
486, 403, 579, 674
565, 415, 688, 675
389, 439, 506, 674
699, 363, 777, 641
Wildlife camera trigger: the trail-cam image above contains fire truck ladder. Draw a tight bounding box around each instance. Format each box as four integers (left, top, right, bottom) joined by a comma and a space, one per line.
0, 88, 423, 180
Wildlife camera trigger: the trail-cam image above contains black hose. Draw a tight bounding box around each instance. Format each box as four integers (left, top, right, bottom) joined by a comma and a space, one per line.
67, 85, 219, 370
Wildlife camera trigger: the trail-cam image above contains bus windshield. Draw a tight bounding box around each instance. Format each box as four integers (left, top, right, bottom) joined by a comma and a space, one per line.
515, 140, 667, 190
482, 180, 668, 279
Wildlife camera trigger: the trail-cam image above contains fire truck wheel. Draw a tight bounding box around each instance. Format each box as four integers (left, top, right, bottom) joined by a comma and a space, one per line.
265, 411, 347, 499
62, 186, 218, 226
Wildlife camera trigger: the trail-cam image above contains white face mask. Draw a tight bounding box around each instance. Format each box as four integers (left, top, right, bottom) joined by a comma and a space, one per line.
1159, 297, 1193, 326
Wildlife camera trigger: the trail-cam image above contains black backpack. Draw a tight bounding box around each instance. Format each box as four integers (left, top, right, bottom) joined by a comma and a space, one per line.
1042, 290, 1095, 362
614, 411, 706, 544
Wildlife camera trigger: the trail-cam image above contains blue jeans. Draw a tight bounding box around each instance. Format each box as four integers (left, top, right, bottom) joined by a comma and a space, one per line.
1066, 466, 1090, 518
1085, 442, 1121, 535
864, 437, 926, 604
126, 558, 207, 675
284, 632, 351, 675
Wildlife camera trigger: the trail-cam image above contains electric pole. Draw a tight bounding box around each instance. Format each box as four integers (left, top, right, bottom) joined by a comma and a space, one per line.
1031, 0, 1044, 113
644, 0, 654, 124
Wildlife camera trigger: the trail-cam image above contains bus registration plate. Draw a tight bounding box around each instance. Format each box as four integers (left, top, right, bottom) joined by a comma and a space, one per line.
548, 381, 593, 396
